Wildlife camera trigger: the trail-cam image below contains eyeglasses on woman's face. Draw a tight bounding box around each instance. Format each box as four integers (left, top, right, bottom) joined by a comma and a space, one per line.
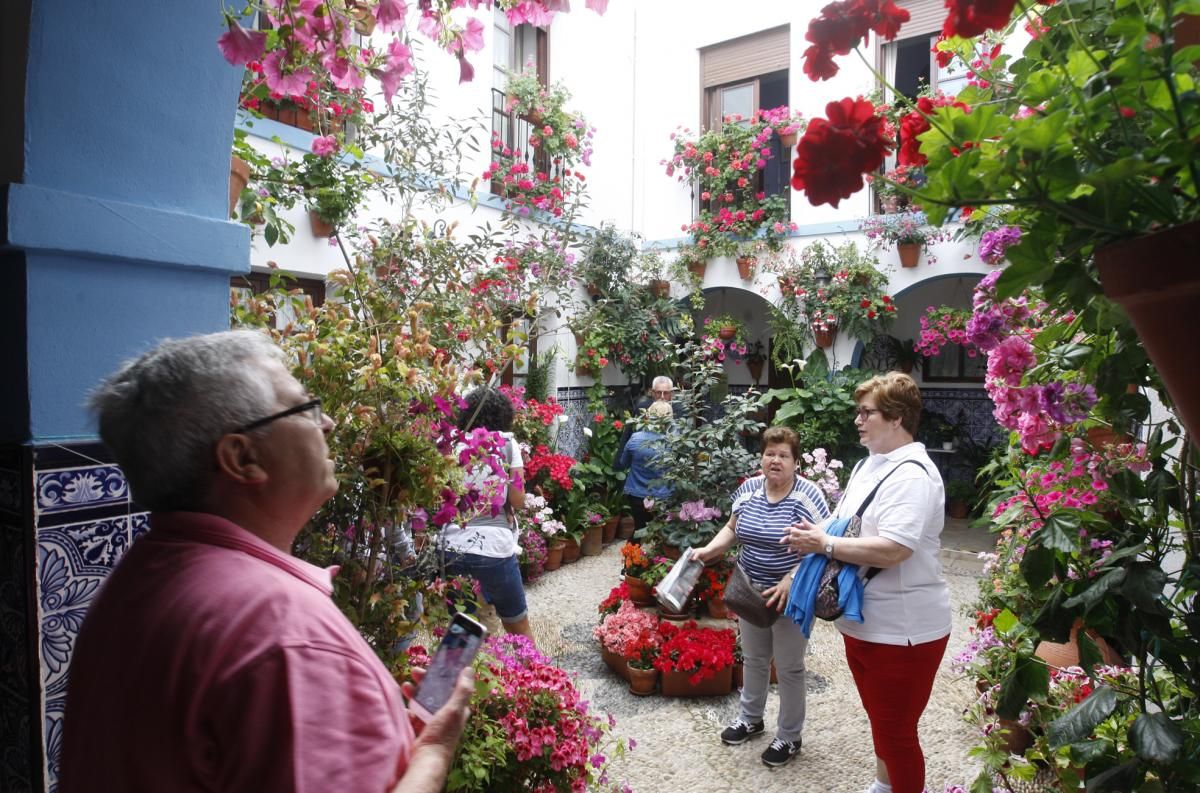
234, 398, 323, 434
854, 407, 882, 422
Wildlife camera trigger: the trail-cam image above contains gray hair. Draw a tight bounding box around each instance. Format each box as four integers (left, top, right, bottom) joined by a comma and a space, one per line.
88, 330, 284, 511
651, 375, 674, 391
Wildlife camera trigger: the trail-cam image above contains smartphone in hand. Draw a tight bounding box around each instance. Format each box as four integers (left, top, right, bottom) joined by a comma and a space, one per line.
408, 612, 487, 722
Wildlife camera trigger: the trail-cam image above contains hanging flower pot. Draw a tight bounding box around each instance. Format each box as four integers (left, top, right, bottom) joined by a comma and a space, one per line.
897, 242, 922, 267
229, 156, 250, 217
1095, 219, 1200, 443
779, 131, 799, 148
309, 210, 335, 238
736, 256, 756, 280
585, 282, 602, 300
627, 662, 658, 696
686, 260, 707, 279
544, 539, 565, 572
648, 279, 671, 298
813, 326, 835, 349
747, 359, 765, 382
717, 326, 738, 341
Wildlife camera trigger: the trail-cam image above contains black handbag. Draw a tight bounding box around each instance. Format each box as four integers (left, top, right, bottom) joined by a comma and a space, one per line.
724, 562, 779, 628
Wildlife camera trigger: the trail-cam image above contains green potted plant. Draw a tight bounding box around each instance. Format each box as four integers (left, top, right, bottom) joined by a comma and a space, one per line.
701, 312, 746, 345
859, 210, 950, 266
944, 479, 976, 519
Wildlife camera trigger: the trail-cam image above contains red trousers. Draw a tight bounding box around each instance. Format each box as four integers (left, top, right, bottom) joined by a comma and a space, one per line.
843, 632, 949, 793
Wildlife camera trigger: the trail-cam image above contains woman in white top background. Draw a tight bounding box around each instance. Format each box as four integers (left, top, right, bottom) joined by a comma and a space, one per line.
785, 372, 949, 793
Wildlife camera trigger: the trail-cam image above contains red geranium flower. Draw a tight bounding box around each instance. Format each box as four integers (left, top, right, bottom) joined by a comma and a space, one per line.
802, 0, 911, 81
791, 97, 891, 207
942, 0, 1018, 39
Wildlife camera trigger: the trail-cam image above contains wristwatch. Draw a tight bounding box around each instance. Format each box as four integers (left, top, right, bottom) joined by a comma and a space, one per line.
823, 538, 835, 558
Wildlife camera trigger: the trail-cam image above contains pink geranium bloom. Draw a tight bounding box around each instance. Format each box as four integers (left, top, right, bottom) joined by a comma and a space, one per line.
375, 0, 408, 33
262, 50, 313, 99
311, 135, 338, 157
586, 0, 610, 12
217, 20, 266, 66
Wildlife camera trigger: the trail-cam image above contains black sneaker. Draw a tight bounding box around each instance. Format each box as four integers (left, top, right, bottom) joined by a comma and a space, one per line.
760, 737, 801, 767
719, 718, 765, 745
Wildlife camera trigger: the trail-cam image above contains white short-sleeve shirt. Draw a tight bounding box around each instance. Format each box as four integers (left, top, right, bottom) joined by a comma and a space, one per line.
440, 433, 525, 558
834, 442, 952, 646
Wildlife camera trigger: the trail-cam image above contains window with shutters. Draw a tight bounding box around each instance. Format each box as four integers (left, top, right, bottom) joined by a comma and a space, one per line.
699, 25, 791, 210
489, 13, 551, 197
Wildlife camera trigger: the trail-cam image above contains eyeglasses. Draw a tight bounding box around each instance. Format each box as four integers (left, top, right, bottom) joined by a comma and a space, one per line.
234, 398, 323, 434
855, 407, 882, 421
651, 389, 673, 398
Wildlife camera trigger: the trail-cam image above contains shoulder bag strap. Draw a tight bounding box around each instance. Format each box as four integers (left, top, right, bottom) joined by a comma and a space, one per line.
853, 459, 927, 582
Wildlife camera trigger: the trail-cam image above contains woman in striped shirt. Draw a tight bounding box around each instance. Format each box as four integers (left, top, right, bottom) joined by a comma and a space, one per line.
691, 426, 830, 769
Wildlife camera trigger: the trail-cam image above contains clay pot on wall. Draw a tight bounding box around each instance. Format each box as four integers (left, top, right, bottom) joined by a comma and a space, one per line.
897, 242, 922, 267
736, 256, 756, 280
309, 210, 335, 238
813, 326, 835, 349
648, 279, 671, 298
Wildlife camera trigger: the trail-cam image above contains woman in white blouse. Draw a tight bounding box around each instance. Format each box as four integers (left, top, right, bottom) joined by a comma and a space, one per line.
785, 372, 949, 793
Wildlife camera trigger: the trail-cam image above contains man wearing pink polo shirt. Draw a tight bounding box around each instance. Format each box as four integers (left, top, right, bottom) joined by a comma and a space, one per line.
60, 330, 472, 793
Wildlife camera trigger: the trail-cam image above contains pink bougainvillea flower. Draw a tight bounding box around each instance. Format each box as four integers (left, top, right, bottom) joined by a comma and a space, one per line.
460, 17, 486, 52
217, 19, 266, 66
507, 1, 556, 27
325, 54, 365, 92
586, 0, 610, 11
262, 50, 313, 99
376, 39, 414, 103
375, 0, 408, 33
311, 135, 338, 157
417, 12, 443, 39
457, 54, 475, 83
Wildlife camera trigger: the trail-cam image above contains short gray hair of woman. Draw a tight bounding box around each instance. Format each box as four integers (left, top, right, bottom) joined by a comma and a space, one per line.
88, 330, 284, 511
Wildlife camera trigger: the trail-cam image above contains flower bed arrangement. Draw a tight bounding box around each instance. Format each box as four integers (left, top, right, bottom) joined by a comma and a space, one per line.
447, 634, 628, 793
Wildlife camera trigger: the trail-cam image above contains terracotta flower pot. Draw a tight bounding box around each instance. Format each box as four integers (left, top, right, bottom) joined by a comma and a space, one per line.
660, 543, 682, 561
947, 499, 969, 520
897, 242, 922, 267
717, 326, 738, 341
747, 359, 764, 383
625, 574, 655, 605
580, 524, 603, 556
601, 516, 619, 544
1095, 220, 1200, 443
736, 256, 756, 279
812, 326, 835, 349
585, 283, 602, 299
1035, 619, 1123, 669
706, 594, 729, 620
779, 131, 799, 147
997, 717, 1034, 756
686, 260, 707, 279
561, 536, 581, 564
544, 539, 565, 571
658, 600, 693, 621
309, 210, 335, 238
627, 663, 658, 696
617, 516, 636, 539
229, 156, 250, 217
660, 664, 733, 697
648, 279, 671, 298
601, 646, 629, 680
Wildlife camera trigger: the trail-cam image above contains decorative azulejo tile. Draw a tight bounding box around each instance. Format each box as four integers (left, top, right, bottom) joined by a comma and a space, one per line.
37, 512, 148, 793
36, 466, 129, 517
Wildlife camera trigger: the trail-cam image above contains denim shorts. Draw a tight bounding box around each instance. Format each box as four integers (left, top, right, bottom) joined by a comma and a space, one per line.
443, 552, 528, 623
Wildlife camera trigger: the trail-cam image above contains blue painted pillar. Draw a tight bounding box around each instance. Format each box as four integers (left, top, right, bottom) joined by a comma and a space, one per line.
1, 1, 249, 789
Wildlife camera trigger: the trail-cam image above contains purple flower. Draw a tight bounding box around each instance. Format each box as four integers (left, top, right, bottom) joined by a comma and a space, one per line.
965, 308, 1007, 352
978, 225, 1022, 265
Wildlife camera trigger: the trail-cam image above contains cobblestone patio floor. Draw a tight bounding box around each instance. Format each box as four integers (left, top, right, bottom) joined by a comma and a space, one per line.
517, 522, 996, 793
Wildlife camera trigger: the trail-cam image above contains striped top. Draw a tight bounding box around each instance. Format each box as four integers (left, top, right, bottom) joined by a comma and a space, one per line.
733, 475, 831, 588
